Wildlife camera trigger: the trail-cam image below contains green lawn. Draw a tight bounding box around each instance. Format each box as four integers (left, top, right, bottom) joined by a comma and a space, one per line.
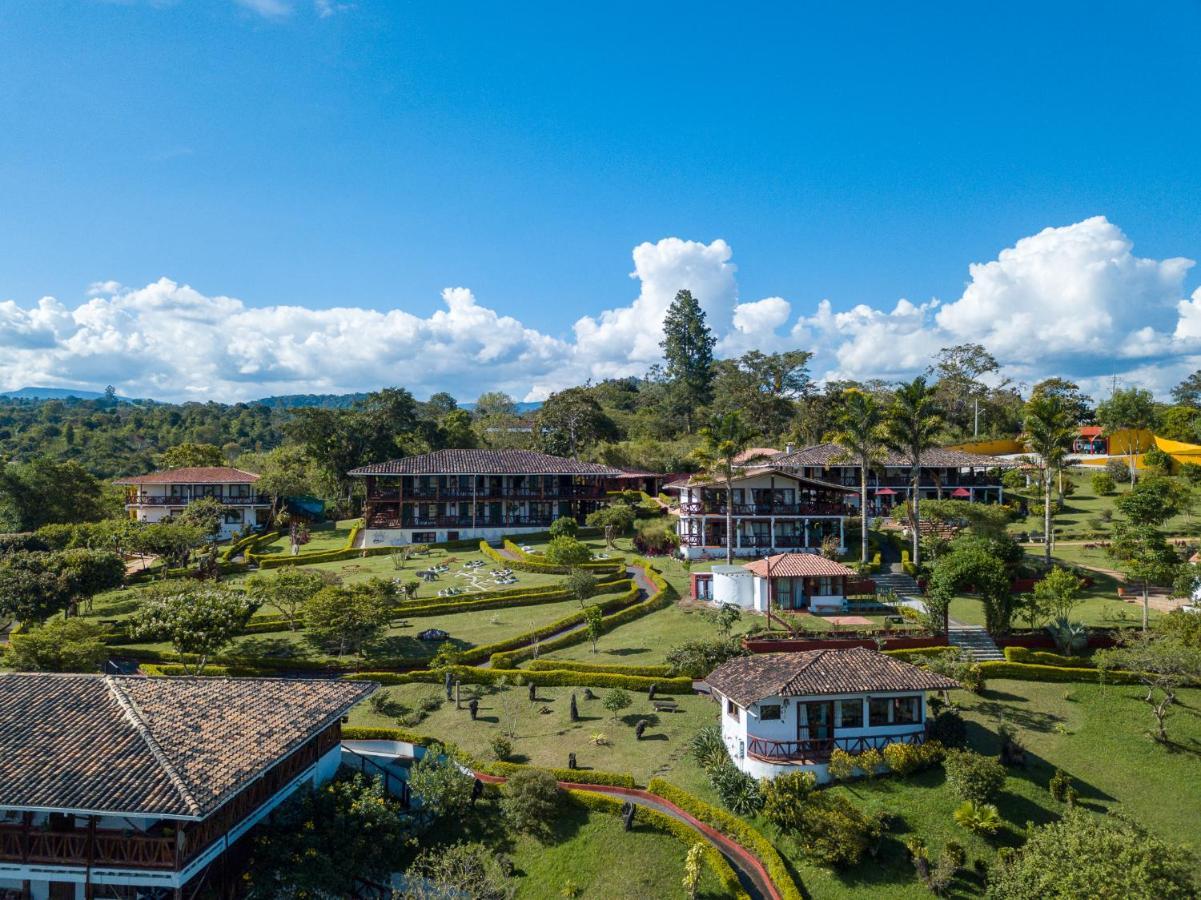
394, 792, 727, 899
122, 595, 594, 664
250, 518, 359, 555
349, 681, 716, 784
651, 680, 1201, 900
1008, 470, 1201, 540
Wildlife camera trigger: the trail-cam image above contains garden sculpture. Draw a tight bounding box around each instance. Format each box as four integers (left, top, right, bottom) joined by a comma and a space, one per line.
634, 719, 648, 740
621, 800, 636, 831
568, 752, 577, 770
468, 698, 479, 720
569, 693, 579, 722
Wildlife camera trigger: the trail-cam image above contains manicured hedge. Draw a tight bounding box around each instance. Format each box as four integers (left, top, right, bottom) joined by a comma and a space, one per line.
488, 761, 636, 788
884, 647, 955, 661
1004, 646, 1097, 668
344, 665, 694, 694
489, 562, 675, 668
647, 777, 803, 900
567, 790, 749, 900
141, 663, 264, 677
478, 539, 625, 576
399, 576, 632, 619
525, 659, 674, 678
220, 529, 280, 563
977, 660, 1143, 684
249, 544, 395, 569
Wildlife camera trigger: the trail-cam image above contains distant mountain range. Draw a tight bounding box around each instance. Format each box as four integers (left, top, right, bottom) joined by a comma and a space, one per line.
0, 386, 542, 413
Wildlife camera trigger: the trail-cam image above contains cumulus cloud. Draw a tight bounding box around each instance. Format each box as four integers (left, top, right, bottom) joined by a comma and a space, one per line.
1, 217, 1198, 403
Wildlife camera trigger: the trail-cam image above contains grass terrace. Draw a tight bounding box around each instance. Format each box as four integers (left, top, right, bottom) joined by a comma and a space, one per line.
348, 681, 716, 785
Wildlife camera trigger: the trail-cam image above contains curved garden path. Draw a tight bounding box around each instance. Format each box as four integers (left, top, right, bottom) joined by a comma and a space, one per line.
474, 771, 780, 900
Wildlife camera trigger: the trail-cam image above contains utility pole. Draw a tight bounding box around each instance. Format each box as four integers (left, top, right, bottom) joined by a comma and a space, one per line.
973, 397, 980, 438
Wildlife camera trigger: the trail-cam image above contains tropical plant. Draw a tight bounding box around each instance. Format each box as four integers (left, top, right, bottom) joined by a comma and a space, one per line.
761, 771, 817, 830
601, 687, 631, 719
1045, 616, 1088, 655
884, 376, 943, 567
793, 792, 885, 868
707, 757, 763, 816
687, 724, 728, 771
831, 388, 887, 565
953, 799, 1002, 835
1022, 393, 1076, 563
690, 412, 755, 564
682, 842, 705, 900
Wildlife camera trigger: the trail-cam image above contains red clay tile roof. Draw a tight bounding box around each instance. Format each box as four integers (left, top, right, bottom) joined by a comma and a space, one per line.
770, 442, 1017, 469
743, 553, 858, 578
113, 466, 260, 485
349, 449, 624, 477
677, 467, 855, 493
0, 674, 374, 819
707, 648, 960, 706
1078, 426, 1104, 437
733, 447, 782, 465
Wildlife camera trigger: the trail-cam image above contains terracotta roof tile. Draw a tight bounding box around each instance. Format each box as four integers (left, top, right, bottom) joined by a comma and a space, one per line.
0, 674, 374, 818
707, 648, 960, 706
113, 467, 260, 485
769, 442, 1018, 470
743, 553, 857, 578
349, 449, 624, 477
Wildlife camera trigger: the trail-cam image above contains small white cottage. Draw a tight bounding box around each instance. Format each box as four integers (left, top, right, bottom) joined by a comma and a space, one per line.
706, 648, 959, 782
698, 552, 859, 613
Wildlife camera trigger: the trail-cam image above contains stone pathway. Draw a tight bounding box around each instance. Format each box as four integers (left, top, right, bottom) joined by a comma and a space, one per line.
947, 621, 1004, 661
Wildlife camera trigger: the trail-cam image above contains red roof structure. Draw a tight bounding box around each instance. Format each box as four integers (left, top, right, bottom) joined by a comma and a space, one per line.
113, 467, 260, 485
743, 553, 857, 578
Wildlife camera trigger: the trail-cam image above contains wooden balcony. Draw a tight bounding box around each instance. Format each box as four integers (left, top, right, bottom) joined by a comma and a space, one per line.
128, 495, 267, 507
747, 729, 926, 763
0, 824, 175, 870
679, 502, 850, 516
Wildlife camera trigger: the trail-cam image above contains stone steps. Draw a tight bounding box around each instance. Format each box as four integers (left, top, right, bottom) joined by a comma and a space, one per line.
947, 624, 1005, 661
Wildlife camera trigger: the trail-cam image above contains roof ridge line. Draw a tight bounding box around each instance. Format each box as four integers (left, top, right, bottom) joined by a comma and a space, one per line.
778, 649, 823, 694
106, 676, 203, 817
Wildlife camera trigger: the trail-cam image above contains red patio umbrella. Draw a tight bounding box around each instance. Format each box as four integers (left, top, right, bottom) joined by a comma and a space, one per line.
875, 487, 897, 495
951, 487, 971, 498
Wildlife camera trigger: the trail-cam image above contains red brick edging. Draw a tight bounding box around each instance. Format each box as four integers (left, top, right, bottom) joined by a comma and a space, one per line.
475, 772, 782, 900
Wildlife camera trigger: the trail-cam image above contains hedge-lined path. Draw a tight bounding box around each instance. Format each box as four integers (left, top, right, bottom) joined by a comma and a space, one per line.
475, 771, 778, 900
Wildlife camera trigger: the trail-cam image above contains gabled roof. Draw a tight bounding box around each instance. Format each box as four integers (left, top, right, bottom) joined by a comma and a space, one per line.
113, 466, 260, 485
348, 449, 624, 477
769, 442, 1017, 470
707, 648, 960, 706
743, 553, 857, 578
0, 674, 374, 819
733, 447, 782, 465
676, 467, 855, 493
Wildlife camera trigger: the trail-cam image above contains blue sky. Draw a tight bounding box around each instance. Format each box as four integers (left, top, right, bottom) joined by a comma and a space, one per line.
1, 2, 1200, 401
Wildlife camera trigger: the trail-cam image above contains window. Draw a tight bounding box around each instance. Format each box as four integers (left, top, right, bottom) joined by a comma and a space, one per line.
726, 698, 740, 722
412, 532, 436, 543
758, 703, 782, 721
869, 698, 891, 727
222, 510, 242, 524
838, 699, 864, 728
893, 696, 921, 724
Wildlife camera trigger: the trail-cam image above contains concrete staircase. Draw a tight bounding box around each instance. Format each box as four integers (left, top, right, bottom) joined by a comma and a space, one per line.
873, 570, 922, 599
947, 623, 1005, 661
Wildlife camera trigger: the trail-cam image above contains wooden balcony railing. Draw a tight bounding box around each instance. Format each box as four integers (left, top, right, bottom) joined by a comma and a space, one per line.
747, 729, 925, 763
0, 825, 175, 870
129, 495, 266, 506
679, 502, 850, 516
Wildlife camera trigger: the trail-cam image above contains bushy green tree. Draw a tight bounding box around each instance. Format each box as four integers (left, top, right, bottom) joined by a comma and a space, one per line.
500, 768, 560, 840
943, 749, 1006, 803
131, 586, 256, 674
665, 636, 746, 678
245, 567, 327, 631
303, 584, 392, 657
547, 517, 578, 539
399, 841, 514, 900
249, 773, 410, 899
601, 687, 631, 720
408, 742, 475, 822
1096, 387, 1157, 486
987, 809, 1197, 900
1091, 470, 1115, 496
158, 442, 225, 468
5, 618, 107, 672
545, 536, 592, 566
761, 771, 817, 831
582, 603, 604, 653
586, 503, 636, 546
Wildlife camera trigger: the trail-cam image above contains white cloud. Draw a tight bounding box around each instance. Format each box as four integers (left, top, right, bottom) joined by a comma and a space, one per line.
234, 0, 292, 18
2, 217, 1199, 403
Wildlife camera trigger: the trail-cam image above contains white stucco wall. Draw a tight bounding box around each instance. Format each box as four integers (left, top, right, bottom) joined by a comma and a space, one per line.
362, 524, 550, 547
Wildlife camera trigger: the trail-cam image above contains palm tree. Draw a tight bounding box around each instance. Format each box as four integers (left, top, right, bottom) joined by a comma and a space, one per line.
830, 389, 886, 566
1022, 394, 1076, 565
884, 377, 943, 568
691, 412, 754, 564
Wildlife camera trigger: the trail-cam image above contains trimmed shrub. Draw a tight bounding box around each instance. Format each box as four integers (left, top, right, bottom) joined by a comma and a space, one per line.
855, 746, 884, 779
928, 709, 969, 748
547, 517, 579, 539
486, 761, 635, 788
761, 771, 816, 830
525, 658, 673, 678
489, 735, 513, 761
1004, 646, 1096, 669
500, 768, 561, 839
794, 792, 886, 869
944, 749, 1006, 803
882, 741, 924, 777
827, 748, 857, 781
1091, 471, 1116, 496
977, 660, 1142, 684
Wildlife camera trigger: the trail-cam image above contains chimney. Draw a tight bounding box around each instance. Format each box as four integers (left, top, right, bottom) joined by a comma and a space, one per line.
784, 443, 795, 454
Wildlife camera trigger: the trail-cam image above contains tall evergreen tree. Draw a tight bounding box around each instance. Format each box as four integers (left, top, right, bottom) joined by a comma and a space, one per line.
660, 290, 716, 432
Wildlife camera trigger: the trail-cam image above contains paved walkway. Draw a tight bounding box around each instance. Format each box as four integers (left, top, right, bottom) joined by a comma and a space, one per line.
475, 771, 779, 900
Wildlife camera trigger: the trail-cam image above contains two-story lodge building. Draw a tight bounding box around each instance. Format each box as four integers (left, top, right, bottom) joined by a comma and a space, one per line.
113, 467, 272, 540
0, 674, 373, 900
671, 442, 1012, 559
350, 449, 626, 548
